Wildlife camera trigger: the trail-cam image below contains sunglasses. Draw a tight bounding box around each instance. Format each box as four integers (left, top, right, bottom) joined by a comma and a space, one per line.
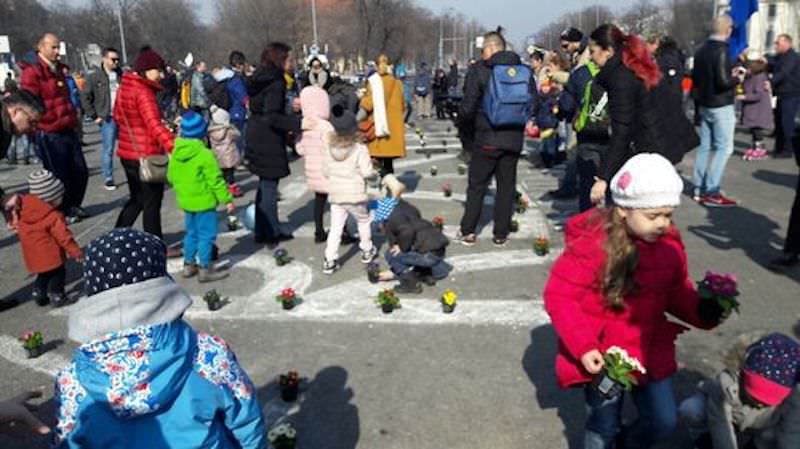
110, 58, 120, 62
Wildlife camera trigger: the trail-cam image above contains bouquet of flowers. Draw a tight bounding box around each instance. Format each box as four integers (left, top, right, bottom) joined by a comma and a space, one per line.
20, 331, 44, 359
274, 248, 293, 267
268, 423, 297, 448
442, 183, 453, 198
376, 289, 401, 314
279, 371, 300, 402
276, 288, 299, 310
593, 346, 647, 399
533, 236, 550, 256
515, 195, 530, 214
441, 289, 457, 314
697, 271, 740, 314
432, 216, 445, 231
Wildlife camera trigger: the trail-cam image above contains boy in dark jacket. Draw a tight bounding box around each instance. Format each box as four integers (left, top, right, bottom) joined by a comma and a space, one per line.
16, 169, 83, 307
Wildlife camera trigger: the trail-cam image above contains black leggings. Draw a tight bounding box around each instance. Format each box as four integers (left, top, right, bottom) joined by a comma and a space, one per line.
751, 127, 767, 147
115, 159, 165, 239
34, 265, 66, 295
314, 193, 328, 236
377, 157, 394, 178
222, 168, 235, 185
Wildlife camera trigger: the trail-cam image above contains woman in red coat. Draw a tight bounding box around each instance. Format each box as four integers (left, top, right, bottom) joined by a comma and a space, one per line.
544, 154, 727, 449
113, 47, 174, 239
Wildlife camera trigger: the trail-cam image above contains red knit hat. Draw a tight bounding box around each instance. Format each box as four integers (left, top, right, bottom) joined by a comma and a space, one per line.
133, 46, 166, 73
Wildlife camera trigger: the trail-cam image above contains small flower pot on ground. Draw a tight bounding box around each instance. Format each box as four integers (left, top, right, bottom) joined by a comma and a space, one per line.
367, 262, 381, 284
273, 248, 293, 267
430, 166, 438, 176
510, 220, 519, 233
268, 423, 297, 449
432, 216, 445, 231
515, 196, 530, 214
20, 331, 44, 359
376, 289, 400, 314
533, 237, 550, 256
457, 164, 467, 175
442, 183, 452, 198
227, 215, 241, 231
203, 289, 225, 311
279, 371, 300, 402
276, 288, 299, 310
441, 289, 457, 314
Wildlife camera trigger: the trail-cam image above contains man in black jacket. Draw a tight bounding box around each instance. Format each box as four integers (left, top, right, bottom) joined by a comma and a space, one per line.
82, 47, 122, 191
691, 15, 743, 207
456, 30, 535, 247
769, 34, 800, 160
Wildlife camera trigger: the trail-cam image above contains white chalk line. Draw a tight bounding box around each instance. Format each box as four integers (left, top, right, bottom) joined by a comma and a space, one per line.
0, 335, 70, 378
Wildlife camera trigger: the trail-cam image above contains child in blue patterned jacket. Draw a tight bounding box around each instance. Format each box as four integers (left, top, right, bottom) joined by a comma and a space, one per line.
53, 228, 266, 449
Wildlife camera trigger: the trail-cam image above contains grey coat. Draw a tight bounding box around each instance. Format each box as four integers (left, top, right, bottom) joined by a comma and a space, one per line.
740, 72, 775, 131
82, 66, 122, 120
702, 369, 800, 449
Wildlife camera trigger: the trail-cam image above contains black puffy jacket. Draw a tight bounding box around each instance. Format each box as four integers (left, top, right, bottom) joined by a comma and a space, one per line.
458, 51, 536, 152
386, 200, 448, 255
245, 65, 300, 179
692, 39, 738, 108
769, 49, 800, 98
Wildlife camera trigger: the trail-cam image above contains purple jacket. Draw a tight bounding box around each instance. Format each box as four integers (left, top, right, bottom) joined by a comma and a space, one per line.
741, 72, 774, 130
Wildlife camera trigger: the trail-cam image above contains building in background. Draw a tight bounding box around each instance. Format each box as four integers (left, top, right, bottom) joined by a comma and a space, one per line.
717, 0, 800, 54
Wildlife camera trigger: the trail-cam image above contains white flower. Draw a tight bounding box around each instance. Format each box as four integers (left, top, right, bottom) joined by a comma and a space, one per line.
285, 427, 297, 438
605, 346, 647, 374
268, 429, 279, 442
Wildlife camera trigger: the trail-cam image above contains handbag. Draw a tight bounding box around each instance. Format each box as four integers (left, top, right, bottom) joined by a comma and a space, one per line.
120, 108, 169, 183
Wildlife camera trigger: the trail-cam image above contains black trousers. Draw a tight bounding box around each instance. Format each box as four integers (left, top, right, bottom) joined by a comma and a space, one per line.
35, 130, 88, 212
34, 265, 66, 295
377, 157, 394, 178
775, 96, 800, 155
115, 158, 165, 239
222, 168, 235, 185
459, 146, 519, 238
786, 173, 800, 255
314, 193, 328, 236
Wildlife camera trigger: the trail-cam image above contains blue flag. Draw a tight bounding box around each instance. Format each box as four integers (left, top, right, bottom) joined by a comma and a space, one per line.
729, 0, 759, 59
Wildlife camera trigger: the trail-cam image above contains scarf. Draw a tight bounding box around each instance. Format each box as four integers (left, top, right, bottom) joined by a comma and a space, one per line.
368, 73, 390, 138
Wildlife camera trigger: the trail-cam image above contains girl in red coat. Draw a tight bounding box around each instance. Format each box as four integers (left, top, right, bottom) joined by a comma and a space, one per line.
544, 153, 727, 449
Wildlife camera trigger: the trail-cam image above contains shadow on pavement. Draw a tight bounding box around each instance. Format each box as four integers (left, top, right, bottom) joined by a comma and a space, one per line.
751, 168, 797, 190
258, 365, 360, 449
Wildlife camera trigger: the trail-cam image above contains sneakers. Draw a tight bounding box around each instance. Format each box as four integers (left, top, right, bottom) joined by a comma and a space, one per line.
702, 193, 738, 207
228, 183, 243, 198
50, 293, 69, 308
322, 259, 341, 275
361, 247, 378, 264
492, 237, 508, 247
743, 148, 768, 161
182, 263, 199, 278
456, 232, 477, 247
198, 266, 229, 283
104, 180, 117, 191
32, 289, 49, 307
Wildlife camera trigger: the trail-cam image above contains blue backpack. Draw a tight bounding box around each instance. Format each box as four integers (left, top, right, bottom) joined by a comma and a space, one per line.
482, 64, 533, 127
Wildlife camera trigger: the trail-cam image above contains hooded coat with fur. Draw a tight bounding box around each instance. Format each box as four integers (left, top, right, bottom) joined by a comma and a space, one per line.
296, 87, 333, 194
323, 138, 374, 204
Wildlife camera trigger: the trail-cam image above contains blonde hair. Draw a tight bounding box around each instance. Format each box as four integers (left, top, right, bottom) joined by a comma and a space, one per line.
329, 132, 361, 148
599, 208, 640, 309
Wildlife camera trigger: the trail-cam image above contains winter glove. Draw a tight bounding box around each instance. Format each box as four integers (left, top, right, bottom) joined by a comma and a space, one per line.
698, 299, 726, 327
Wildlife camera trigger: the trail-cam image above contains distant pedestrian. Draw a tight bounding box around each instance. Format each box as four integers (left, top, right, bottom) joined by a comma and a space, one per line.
691, 15, 744, 207
19, 33, 89, 224
768, 34, 800, 160
738, 58, 774, 161
432, 68, 449, 120
321, 103, 378, 274
414, 62, 432, 120
3, 72, 17, 94
16, 169, 82, 308
82, 47, 122, 190
190, 61, 210, 114
360, 54, 406, 176
227, 50, 249, 155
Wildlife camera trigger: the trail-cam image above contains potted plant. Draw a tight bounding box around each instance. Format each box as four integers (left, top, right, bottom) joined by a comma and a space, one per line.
441, 139, 448, 149
441, 289, 457, 314
697, 271, 740, 316
203, 289, 225, 311
19, 331, 44, 359
442, 183, 453, 198
533, 236, 550, 256
276, 288, 299, 310
278, 371, 300, 402
375, 289, 401, 314
268, 423, 297, 449
515, 195, 530, 214
273, 248, 293, 267
415, 127, 422, 136
226, 215, 241, 232
367, 262, 381, 284
591, 346, 647, 399
510, 219, 520, 233
432, 216, 445, 231
430, 165, 438, 176
457, 164, 467, 175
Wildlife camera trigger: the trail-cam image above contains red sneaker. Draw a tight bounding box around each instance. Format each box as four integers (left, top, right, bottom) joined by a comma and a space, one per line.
703, 193, 738, 207
228, 183, 243, 198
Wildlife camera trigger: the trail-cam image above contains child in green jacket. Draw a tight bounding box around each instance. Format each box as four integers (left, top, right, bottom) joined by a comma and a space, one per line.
168, 111, 235, 282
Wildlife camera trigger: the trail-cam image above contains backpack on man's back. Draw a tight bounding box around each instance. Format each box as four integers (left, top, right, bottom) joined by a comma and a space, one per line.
482, 64, 534, 128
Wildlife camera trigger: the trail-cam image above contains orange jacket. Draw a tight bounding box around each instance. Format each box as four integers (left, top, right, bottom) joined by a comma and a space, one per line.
16, 194, 82, 273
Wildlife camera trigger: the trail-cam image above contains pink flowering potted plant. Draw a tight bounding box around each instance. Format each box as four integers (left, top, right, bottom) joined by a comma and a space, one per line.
20, 331, 44, 359
276, 288, 299, 310
376, 289, 400, 314
697, 271, 740, 315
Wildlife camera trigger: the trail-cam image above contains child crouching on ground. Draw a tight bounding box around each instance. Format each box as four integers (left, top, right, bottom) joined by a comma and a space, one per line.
543, 154, 728, 449
322, 103, 378, 274
54, 228, 266, 449
17, 169, 82, 307
208, 106, 243, 197
679, 332, 800, 449
168, 111, 235, 283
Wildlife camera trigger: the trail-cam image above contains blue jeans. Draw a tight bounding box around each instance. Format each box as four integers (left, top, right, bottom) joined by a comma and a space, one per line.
693, 105, 735, 196
231, 118, 246, 156
584, 376, 678, 449
184, 210, 218, 268
384, 250, 452, 279
100, 119, 118, 182
7, 134, 33, 161
255, 178, 282, 241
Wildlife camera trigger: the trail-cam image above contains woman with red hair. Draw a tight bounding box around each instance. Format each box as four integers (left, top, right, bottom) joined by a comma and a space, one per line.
587, 24, 686, 206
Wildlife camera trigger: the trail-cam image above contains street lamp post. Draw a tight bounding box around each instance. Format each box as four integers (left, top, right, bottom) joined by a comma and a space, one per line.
311, 0, 319, 47
116, 4, 128, 65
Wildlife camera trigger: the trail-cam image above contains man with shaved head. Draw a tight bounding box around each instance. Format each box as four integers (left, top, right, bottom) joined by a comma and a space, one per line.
20, 33, 89, 223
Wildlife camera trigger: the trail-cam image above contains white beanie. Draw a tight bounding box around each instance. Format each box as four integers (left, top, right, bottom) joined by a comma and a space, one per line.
211, 107, 230, 126
610, 153, 683, 209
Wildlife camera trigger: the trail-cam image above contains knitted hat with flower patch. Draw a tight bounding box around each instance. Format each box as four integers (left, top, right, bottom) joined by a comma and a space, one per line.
610, 153, 683, 209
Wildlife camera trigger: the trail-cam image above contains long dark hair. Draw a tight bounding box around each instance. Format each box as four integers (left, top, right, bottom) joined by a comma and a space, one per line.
590, 24, 662, 90
260, 42, 291, 70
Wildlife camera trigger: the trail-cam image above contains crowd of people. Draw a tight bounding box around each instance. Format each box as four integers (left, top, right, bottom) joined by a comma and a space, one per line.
0, 13, 799, 448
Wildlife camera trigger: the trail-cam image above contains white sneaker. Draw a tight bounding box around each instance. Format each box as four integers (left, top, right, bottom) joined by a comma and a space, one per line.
360, 247, 378, 264
322, 259, 340, 275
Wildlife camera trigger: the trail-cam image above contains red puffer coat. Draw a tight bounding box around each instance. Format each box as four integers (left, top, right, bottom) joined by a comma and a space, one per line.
113, 72, 174, 160
19, 53, 77, 133
16, 194, 82, 274
543, 209, 715, 389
